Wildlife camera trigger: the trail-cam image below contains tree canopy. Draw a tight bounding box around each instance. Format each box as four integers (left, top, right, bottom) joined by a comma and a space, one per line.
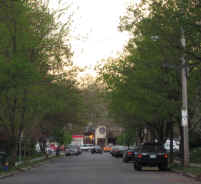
0, 0, 83, 165
97, 0, 201, 146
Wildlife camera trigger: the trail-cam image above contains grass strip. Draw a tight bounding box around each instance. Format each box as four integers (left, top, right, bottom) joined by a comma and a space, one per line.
0, 155, 61, 177
170, 163, 201, 178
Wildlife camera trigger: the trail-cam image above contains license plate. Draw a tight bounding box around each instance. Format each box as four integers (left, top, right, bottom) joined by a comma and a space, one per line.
150, 154, 156, 159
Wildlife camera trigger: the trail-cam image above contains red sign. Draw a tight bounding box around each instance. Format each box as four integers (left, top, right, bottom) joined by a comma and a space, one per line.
72, 135, 83, 138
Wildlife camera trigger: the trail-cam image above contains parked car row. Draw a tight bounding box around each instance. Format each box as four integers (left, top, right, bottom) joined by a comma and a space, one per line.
65, 144, 104, 156
110, 143, 169, 171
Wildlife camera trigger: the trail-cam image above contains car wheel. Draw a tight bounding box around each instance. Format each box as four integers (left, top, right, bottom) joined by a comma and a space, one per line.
123, 157, 129, 163
158, 163, 168, 171
134, 163, 142, 171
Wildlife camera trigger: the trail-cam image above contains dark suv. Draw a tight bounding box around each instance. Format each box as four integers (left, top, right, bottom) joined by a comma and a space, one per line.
134, 143, 168, 171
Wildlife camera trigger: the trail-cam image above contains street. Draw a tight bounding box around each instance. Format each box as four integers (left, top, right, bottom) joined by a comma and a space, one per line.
1, 152, 200, 184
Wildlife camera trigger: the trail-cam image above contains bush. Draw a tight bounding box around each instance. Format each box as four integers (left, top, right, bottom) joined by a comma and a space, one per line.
189, 131, 201, 148
190, 147, 201, 163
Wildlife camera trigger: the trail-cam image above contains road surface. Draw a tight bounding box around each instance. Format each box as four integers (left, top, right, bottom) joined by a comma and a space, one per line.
1, 152, 200, 184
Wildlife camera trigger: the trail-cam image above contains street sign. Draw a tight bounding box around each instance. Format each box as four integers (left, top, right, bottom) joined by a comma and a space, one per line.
182, 117, 188, 127
181, 109, 188, 127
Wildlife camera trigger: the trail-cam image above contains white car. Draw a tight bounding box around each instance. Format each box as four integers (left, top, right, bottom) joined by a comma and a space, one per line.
164, 139, 180, 152
80, 144, 94, 151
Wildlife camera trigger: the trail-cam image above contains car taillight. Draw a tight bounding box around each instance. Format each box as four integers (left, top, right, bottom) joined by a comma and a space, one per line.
128, 152, 132, 155
164, 154, 168, 159
138, 154, 142, 158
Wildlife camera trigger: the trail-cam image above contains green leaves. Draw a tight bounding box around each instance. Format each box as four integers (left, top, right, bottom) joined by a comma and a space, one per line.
0, 1, 82, 161
96, 0, 189, 142
53, 128, 72, 145
0, 59, 40, 90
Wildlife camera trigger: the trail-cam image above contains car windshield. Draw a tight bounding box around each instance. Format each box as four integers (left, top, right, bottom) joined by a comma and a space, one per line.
86, 144, 93, 147
112, 146, 119, 150
119, 146, 128, 150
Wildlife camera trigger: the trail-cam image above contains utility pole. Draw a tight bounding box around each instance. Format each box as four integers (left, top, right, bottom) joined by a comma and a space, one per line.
180, 26, 189, 167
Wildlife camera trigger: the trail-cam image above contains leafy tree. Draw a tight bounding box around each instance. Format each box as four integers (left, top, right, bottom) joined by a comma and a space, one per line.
97, 0, 182, 144
98, 0, 201, 158
0, 0, 76, 165
116, 129, 136, 147
53, 128, 72, 146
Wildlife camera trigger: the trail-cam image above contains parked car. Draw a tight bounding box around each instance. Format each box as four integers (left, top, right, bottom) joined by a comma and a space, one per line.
91, 145, 103, 154
80, 144, 94, 151
65, 145, 81, 156
111, 145, 119, 156
65, 146, 72, 156
103, 144, 113, 152
69, 145, 82, 154
122, 146, 138, 163
164, 139, 180, 152
134, 142, 168, 171
70, 147, 80, 156
111, 145, 128, 157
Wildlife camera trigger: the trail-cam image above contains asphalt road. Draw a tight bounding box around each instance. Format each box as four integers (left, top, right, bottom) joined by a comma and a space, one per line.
1, 152, 200, 184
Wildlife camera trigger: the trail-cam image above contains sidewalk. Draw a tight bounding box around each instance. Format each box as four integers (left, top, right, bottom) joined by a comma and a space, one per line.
0, 153, 59, 179
171, 160, 201, 181
174, 159, 201, 168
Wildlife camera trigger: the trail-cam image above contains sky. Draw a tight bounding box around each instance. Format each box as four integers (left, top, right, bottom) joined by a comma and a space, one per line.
48, 0, 133, 76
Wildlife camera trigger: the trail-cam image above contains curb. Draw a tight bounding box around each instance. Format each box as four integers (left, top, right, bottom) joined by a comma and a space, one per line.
0, 166, 34, 179
174, 160, 201, 168
171, 169, 201, 182
0, 171, 19, 179
0, 155, 60, 180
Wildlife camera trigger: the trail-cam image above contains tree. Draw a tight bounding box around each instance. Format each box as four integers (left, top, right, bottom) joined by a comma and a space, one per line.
97, 0, 183, 144
97, 0, 201, 164
53, 128, 72, 146
0, 0, 76, 166
116, 129, 136, 147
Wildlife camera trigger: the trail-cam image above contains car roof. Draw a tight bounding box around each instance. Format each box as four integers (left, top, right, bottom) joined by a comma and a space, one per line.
143, 142, 163, 146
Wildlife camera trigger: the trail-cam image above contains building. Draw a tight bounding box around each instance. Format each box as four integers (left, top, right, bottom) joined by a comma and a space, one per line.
82, 123, 123, 146
95, 126, 107, 146
71, 135, 84, 146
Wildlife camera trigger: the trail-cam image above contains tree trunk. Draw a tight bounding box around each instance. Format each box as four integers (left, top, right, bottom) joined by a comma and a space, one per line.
179, 125, 184, 162
8, 136, 18, 167
169, 122, 174, 164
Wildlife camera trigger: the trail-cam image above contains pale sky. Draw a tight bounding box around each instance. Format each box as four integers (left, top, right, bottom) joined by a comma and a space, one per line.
48, 0, 132, 76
